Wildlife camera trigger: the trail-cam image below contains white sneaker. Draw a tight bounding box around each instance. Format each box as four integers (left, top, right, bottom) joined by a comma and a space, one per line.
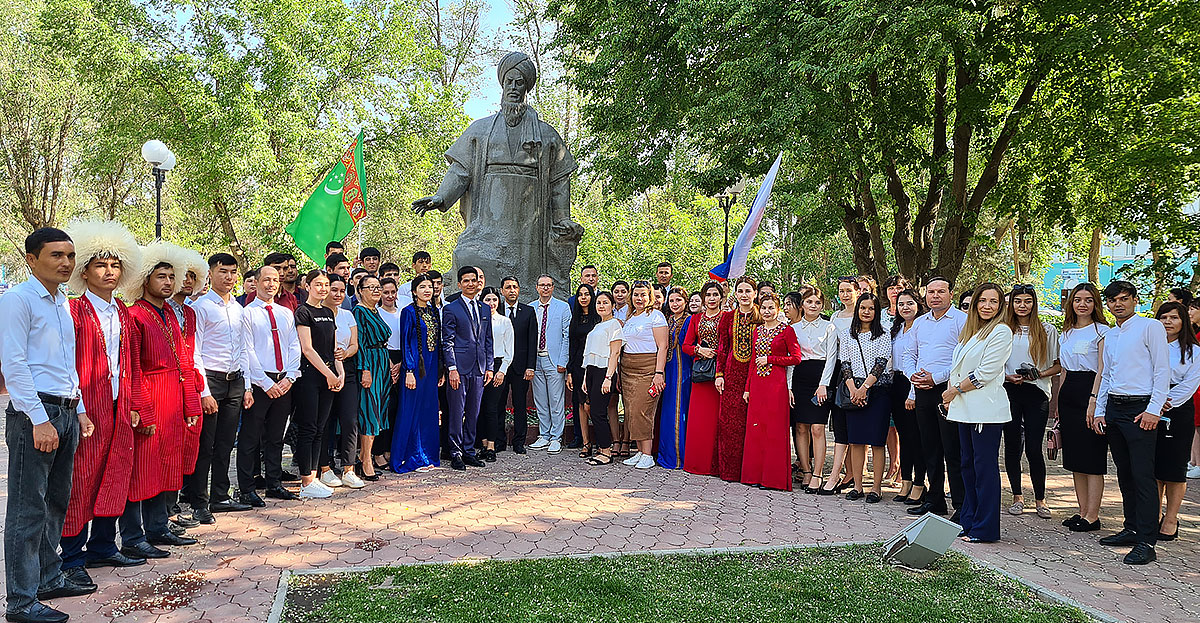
313, 479, 334, 493
623, 452, 644, 466
547, 439, 562, 454
341, 471, 365, 489
299, 482, 332, 499
319, 470, 343, 488
635, 454, 656, 469
1187, 464, 1200, 479
529, 437, 550, 449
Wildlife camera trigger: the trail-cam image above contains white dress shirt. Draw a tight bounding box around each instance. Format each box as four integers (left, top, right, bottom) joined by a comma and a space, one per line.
490, 310, 514, 372
242, 298, 302, 392
891, 322, 917, 378
85, 290, 122, 397
380, 306, 403, 350
169, 299, 210, 395
788, 316, 838, 386
0, 277, 81, 424
334, 307, 357, 352
191, 290, 249, 375
1165, 339, 1200, 411
1059, 323, 1109, 373
396, 280, 413, 311
1004, 322, 1060, 398
1095, 313, 1170, 419
900, 306, 968, 400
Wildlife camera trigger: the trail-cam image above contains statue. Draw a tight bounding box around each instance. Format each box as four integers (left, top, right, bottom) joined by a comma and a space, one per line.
413, 51, 583, 301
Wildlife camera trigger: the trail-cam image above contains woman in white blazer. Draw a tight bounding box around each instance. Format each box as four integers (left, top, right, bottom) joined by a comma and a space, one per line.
941, 283, 1014, 543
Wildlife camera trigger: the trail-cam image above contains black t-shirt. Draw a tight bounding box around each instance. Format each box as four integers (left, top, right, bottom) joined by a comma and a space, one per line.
295, 302, 336, 370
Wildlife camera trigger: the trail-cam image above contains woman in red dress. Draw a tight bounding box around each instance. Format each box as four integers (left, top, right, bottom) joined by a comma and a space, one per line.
682, 282, 724, 475
715, 277, 759, 482
741, 294, 803, 491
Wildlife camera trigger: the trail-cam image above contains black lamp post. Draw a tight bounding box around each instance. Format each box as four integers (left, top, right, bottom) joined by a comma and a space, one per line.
716, 179, 747, 258
141, 140, 176, 240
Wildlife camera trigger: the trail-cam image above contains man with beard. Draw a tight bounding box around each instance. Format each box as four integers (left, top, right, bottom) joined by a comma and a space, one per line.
58, 220, 148, 592
414, 51, 582, 301
118, 243, 202, 563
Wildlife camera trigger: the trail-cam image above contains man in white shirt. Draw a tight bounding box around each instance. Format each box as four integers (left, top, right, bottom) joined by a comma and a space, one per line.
188, 253, 254, 523
238, 266, 302, 505
1094, 280, 1170, 565
396, 251, 432, 311
901, 276, 968, 520
0, 228, 96, 622
528, 275, 571, 454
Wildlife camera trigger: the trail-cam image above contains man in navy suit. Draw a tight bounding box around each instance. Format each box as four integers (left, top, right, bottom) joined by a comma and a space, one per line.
441, 266, 494, 470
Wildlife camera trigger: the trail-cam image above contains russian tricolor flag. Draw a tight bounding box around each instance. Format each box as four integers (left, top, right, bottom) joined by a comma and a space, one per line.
709, 152, 783, 282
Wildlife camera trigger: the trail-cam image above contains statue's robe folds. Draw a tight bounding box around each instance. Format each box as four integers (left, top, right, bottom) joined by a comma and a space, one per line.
435, 110, 578, 300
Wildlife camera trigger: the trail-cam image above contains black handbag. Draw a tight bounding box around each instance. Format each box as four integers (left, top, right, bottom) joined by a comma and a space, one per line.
834, 336, 873, 411
692, 341, 717, 383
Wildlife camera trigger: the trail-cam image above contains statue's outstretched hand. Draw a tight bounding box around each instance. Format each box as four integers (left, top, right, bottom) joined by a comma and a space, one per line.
413, 195, 444, 216
552, 218, 585, 242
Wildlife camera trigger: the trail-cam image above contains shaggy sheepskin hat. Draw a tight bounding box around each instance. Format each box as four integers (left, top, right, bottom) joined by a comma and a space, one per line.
63, 219, 143, 295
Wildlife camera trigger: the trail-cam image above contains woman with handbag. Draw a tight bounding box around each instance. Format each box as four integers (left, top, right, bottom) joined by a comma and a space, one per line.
942, 283, 1013, 543
682, 282, 724, 476
657, 287, 693, 469
785, 287, 837, 493
1153, 302, 1200, 542
837, 292, 892, 502
1054, 282, 1110, 532
1002, 285, 1060, 519
741, 293, 803, 490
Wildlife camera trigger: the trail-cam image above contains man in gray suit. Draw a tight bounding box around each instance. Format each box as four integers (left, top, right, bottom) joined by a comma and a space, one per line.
527, 274, 571, 454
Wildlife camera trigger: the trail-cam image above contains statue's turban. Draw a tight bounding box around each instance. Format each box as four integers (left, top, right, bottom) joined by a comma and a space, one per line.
497, 51, 537, 89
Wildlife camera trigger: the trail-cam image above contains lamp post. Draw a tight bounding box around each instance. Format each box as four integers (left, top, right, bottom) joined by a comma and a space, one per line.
717, 178, 747, 258
141, 140, 176, 240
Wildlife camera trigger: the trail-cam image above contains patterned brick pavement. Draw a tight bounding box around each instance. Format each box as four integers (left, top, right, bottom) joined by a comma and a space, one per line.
0, 404, 1196, 622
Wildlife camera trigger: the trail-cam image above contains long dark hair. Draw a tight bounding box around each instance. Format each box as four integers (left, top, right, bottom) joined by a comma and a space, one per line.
850, 293, 885, 340
1156, 301, 1197, 364
1063, 282, 1108, 330
890, 289, 927, 338
573, 283, 597, 323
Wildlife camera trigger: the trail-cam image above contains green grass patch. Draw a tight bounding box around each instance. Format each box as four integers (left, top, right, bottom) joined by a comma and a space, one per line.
282, 545, 1092, 623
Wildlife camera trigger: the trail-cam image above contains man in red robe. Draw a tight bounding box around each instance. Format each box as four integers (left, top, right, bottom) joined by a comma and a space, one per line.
166, 247, 210, 528
116, 244, 202, 560
58, 220, 150, 588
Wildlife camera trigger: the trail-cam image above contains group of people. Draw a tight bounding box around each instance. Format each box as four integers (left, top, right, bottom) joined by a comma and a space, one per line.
1, 220, 1195, 622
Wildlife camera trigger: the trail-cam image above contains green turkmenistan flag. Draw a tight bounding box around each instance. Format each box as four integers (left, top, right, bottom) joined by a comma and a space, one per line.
286, 130, 367, 263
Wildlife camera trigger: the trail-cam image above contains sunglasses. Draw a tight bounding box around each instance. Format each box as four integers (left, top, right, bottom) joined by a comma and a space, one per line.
632, 280, 651, 287
1012, 284, 1036, 294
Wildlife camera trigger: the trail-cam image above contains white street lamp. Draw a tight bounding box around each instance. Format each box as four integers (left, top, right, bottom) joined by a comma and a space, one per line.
141, 140, 176, 239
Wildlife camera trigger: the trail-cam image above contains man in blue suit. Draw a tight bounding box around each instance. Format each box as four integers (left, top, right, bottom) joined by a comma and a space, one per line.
528, 274, 571, 454
441, 266, 494, 470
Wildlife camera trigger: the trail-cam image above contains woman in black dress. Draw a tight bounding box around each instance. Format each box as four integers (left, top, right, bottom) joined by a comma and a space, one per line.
568, 284, 599, 455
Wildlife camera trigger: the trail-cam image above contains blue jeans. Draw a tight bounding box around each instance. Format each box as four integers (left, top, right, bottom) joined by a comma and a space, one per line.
4, 402, 80, 613
117, 493, 169, 547
59, 516, 119, 570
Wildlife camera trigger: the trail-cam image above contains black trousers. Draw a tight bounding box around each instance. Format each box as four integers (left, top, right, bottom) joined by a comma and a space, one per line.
238, 379, 293, 491
891, 372, 925, 487
480, 358, 505, 442
914, 383, 963, 512
190, 373, 244, 508
1003, 382, 1048, 499
498, 373, 531, 449
569, 365, 585, 443
323, 369, 359, 469
1106, 395, 1159, 545
585, 366, 614, 449
293, 369, 335, 475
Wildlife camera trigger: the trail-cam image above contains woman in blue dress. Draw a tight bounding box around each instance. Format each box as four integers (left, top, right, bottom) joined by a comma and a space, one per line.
391, 273, 443, 473
658, 287, 693, 468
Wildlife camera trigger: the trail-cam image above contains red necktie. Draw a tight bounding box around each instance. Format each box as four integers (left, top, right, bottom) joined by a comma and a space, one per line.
265, 305, 284, 371
539, 303, 548, 351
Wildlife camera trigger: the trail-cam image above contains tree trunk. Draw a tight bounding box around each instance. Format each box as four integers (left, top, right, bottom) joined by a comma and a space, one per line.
214, 194, 248, 273
1087, 227, 1101, 284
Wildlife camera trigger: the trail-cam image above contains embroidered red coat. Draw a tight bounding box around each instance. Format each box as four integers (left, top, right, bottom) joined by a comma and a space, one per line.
63, 295, 149, 536
173, 301, 204, 472
127, 300, 202, 501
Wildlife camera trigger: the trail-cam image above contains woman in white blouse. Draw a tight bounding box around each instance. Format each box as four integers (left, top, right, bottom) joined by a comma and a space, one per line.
942, 283, 1013, 543
890, 289, 926, 505
582, 291, 624, 465
818, 277, 862, 495
620, 281, 669, 470
1054, 282, 1110, 532
1152, 301, 1200, 541
477, 287, 514, 462
1002, 285, 1061, 519
837, 293, 892, 502
784, 287, 837, 493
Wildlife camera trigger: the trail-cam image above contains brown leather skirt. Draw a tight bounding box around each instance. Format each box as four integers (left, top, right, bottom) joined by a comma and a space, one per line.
620, 351, 660, 441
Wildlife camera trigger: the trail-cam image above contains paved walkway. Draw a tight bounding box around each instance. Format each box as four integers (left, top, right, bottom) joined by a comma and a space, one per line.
0, 409, 1196, 622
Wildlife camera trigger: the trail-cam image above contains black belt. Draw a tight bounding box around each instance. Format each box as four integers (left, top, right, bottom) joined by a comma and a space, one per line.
1110, 394, 1151, 403
265, 371, 288, 382
37, 392, 79, 409
207, 370, 244, 381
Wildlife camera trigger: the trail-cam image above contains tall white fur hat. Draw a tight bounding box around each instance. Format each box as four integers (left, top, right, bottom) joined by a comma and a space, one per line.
63, 219, 143, 295
121, 240, 185, 301
169, 244, 209, 291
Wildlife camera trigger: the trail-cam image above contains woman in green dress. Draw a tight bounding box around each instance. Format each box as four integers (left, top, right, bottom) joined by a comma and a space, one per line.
353, 275, 393, 480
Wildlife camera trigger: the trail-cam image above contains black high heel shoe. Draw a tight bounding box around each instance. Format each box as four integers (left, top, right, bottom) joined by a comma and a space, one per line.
832, 479, 854, 494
